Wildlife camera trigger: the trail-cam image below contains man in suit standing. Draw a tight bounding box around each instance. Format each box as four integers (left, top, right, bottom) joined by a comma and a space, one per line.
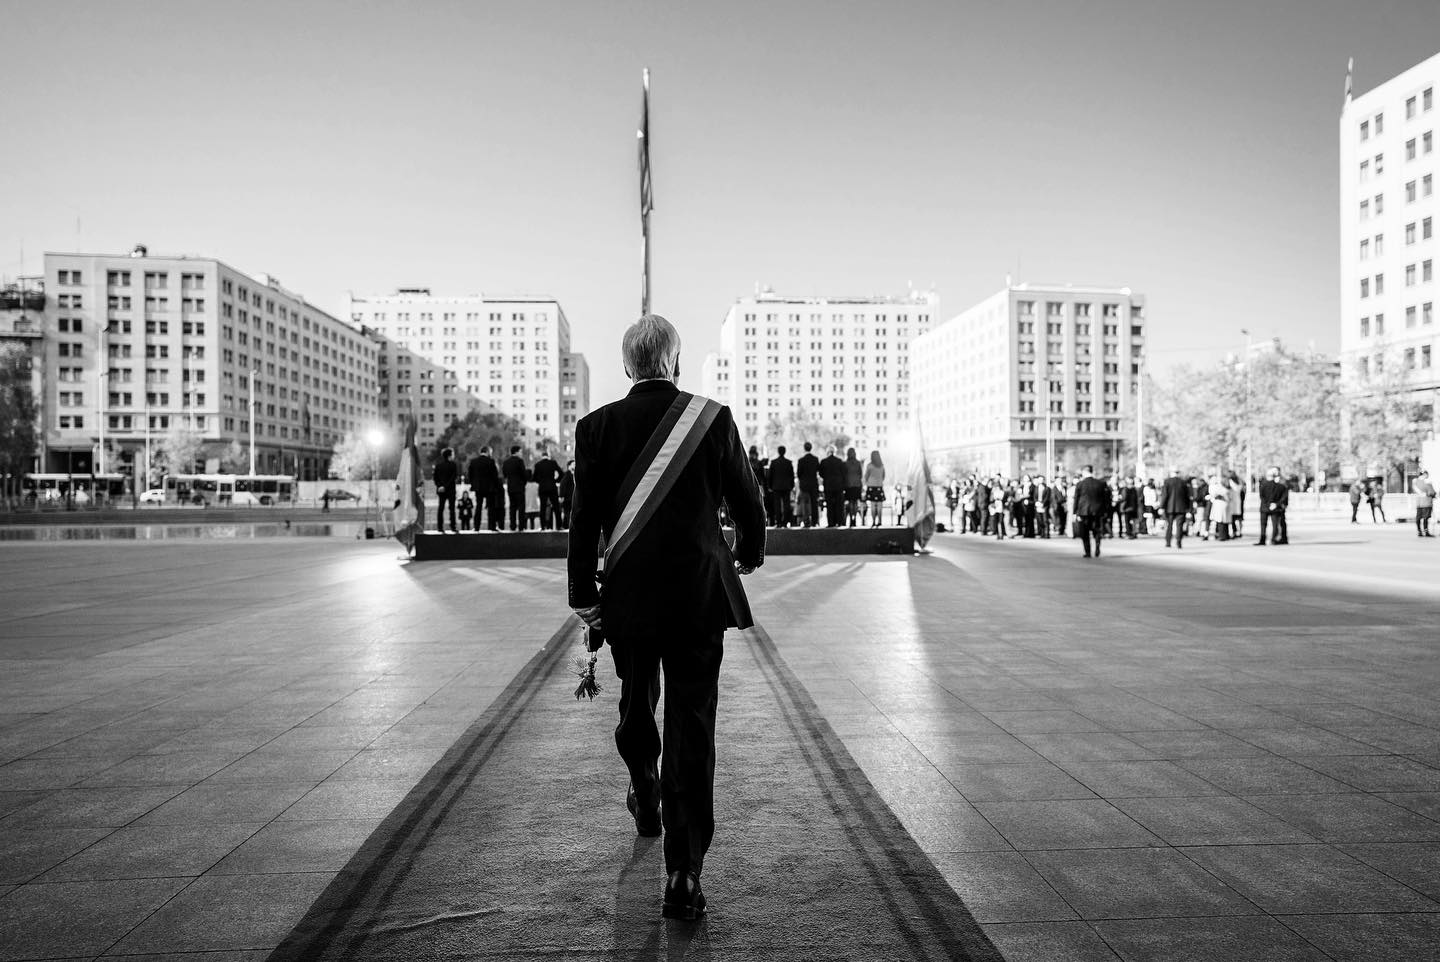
1073, 465, 1111, 558
1413, 470, 1435, 537
466, 446, 502, 531
1257, 467, 1289, 545
501, 444, 528, 531
767, 444, 795, 528
532, 445, 562, 530
432, 447, 460, 533
569, 315, 765, 921
819, 444, 846, 527
1161, 466, 1192, 548
795, 442, 821, 528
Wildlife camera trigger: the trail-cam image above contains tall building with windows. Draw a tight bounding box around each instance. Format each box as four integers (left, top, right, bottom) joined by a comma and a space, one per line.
346, 290, 589, 456
1339, 52, 1438, 414
700, 286, 938, 455
38, 249, 380, 480
911, 284, 1146, 478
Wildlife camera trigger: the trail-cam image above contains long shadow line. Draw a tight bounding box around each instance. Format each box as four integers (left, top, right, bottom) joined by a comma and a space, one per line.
745, 626, 1004, 961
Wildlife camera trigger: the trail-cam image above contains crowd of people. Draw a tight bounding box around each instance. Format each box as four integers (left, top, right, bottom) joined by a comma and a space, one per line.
744, 443, 896, 528
938, 465, 1302, 556
428, 443, 576, 533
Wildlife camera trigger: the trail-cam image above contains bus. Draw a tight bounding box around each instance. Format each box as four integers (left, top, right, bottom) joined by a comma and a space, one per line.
21, 473, 127, 506
161, 474, 296, 506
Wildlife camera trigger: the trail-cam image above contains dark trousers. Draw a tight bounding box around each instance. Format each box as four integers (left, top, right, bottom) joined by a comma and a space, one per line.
769, 489, 793, 527
798, 487, 820, 527
481, 491, 502, 530
1416, 506, 1432, 534
823, 487, 845, 527
538, 489, 560, 530
1078, 513, 1105, 556
610, 633, 724, 877
1165, 511, 1186, 546
559, 496, 572, 529
507, 485, 526, 530
436, 487, 457, 532
1351, 501, 1361, 522
1260, 509, 1286, 544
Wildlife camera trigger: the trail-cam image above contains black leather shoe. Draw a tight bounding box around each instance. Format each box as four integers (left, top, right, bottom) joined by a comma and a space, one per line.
626, 783, 661, 838
662, 870, 706, 920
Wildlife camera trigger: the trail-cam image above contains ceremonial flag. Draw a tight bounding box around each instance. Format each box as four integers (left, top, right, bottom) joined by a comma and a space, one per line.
1344, 56, 1354, 105
638, 67, 653, 314
904, 419, 936, 551
393, 414, 423, 552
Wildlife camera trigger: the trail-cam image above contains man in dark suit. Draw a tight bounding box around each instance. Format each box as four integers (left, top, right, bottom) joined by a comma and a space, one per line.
795, 442, 821, 528
501, 444, 528, 531
1072, 464, 1111, 558
1257, 466, 1289, 545
569, 315, 765, 921
1161, 466, 1192, 548
532, 445, 562, 530
819, 444, 846, 527
466, 446, 502, 531
432, 446, 459, 533
767, 444, 795, 528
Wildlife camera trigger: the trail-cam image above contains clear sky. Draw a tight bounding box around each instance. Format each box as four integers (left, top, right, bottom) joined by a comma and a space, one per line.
2, 0, 1438, 406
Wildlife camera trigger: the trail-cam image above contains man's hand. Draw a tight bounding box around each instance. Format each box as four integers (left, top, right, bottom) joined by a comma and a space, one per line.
735, 561, 756, 576
573, 604, 602, 631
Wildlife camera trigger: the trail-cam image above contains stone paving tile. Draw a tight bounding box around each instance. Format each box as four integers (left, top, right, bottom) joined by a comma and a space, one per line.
0, 825, 117, 884
0, 755, 122, 790
1023, 848, 1260, 919
1227, 727, 1389, 756
205, 747, 358, 784
884, 799, 1011, 852
37, 821, 264, 883
1123, 730, 1275, 759
1339, 841, 1440, 901
324, 746, 445, 781
0, 876, 187, 959
982, 920, 1121, 961
0, 790, 53, 819
75, 750, 248, 788
975, 799, 1162, 850
1292, 753, 1440, 792
1282, 913, 1440, 962
1057, 760, 1227, 799
1377, 790, 1440, 820
108, 873, 335, 955
1015, 732, 1159, 762
1181, 843, 1439, 914
135, 782, 314, 826
1243, 792, 1440, 843
1112, 796, 1316, 846
1093, 915, 1331, 961
3, 786, 186, 829
1176, 757, 1356, 794
928, 851, 1079, 923
943, 761, 1098, 802
980, 709, 1106, 734
277, 778, 416, 820
208, 818, 383, 875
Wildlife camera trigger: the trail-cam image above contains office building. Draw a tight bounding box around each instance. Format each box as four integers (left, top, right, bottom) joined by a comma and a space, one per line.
911, 284, 1147, 478
701, 286, 938, 454
346, 290, 589, 456
1339, 52, 1438, 408
37, 249, 380, 480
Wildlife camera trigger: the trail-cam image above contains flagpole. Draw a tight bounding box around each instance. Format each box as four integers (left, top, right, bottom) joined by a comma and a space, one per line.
639, 67, 652, 315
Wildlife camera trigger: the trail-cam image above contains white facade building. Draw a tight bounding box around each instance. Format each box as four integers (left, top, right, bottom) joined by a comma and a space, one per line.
912, 284, 1146, 479
39, 249, 379, 480
1339, 52, 1438, 407
701, 287, 938, 457
346, 290, 589, 456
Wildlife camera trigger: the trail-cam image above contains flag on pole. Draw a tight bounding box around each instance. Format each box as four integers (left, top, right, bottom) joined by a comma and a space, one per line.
638, 67, 653, 315
1344, 56, 1354, 105
904, 418, 936, 551
393, 414, 424, 553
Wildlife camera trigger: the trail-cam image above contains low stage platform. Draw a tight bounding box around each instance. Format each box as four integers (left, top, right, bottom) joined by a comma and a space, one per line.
410, 525, 915, 560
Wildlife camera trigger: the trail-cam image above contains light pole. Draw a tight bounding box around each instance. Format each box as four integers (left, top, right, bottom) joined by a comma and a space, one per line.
366, 427, 384, 530
248, 369, 259, 476
1240, 328, 1253, 492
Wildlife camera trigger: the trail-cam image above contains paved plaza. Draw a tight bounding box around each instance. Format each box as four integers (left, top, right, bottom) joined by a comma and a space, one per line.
0, 521, 1438, 960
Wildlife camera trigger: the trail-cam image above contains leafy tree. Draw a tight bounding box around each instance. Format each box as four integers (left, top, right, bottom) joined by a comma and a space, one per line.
155, 423, 205, 477
1347, 356, 1433, 485
0, 347, 38, 504
755, 407, 851, 457
217, 439, 249, 474
329, 431, 379, 481
434, 409, 541, 468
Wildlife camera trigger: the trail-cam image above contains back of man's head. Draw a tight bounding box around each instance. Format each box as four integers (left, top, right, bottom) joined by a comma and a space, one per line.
510, 445, 521, 456
622, 314, 681, 381
1082, 465, 1094, 476
777, 445, 786, 456
480, 446, 490, 456
442, 447, 454, 460
803, 442, 812, 452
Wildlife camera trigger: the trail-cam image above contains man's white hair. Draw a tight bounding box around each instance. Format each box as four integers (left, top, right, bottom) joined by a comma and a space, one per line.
622, 314, 681, 381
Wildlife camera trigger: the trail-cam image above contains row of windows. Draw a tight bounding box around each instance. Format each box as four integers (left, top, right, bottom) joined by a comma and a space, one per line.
1358, 131, 1434, 179
1359, 302, 1436, 336
1357, 346, 1434, 377
1017, 301, 1131, 319
1359, 87, 1435, 140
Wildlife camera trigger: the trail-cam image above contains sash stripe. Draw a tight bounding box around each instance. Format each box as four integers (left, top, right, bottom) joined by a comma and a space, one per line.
604, 394, 720, 574
612, 392, 691, 521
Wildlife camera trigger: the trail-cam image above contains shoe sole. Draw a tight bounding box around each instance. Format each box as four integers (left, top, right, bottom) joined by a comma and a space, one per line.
662, 903, 706, 920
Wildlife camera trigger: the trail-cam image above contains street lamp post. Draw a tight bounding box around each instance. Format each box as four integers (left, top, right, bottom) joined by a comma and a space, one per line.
366, 428, 384, 533
248, 369, 259, 476
1240, 328, 1253, 493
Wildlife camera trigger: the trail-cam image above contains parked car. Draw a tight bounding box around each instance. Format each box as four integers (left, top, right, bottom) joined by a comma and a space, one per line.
138, 489, 166, 504
323, 488, 360, 503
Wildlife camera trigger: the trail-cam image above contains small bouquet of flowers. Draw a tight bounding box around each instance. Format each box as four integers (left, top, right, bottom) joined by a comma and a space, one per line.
571, 624, 603, 701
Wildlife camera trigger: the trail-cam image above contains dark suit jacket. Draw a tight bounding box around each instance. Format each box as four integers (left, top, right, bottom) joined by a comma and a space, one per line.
797, 453, 821, 492
1073, 476, 1110, 517
501, 455, 528, 490
533, 457, 562, 493
466, 455, 500, 495
432, 459, 458, 491
768, 455, 794, 492
567, 380, 766, 640
819, 455, 845, 491
1161, 476, 1192, 514
1259, 479, 1289, 511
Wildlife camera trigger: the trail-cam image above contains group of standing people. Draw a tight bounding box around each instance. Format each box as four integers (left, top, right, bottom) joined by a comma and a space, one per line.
942, 465, 1294, 557
429, 444, 575, 533
747, 444, 891, 528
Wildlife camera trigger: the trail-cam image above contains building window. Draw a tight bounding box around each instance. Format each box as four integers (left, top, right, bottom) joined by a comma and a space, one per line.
1360, 278, 1370, 298
1360, 199, 1370, 219
1427, 218, 1435, 241
1376, 313, 1385, 335
1360, 316, 1370, 337
1361, 120, 1370, 140
1407, 264, 1417, 286
1407, 138, 1417, 160
1376, 112, 1384, 134
1427, 302, 1435, 325
1407, 306, 1417, 327
1407, 181, 1417, 203
1376, 233, 1385, 255
1426, 87, 1435, 111
1360, 159, 1370, 180
1425, 174, 1433, 197
1424, 345, 1433, 368
1426, 260, 1434, 283
1407, 223, 1417, 245
1376, 153, 1385, 174
1376, 193, 1385, 214
1407, 96, 1417, 120
1376, 274, 1385, 295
